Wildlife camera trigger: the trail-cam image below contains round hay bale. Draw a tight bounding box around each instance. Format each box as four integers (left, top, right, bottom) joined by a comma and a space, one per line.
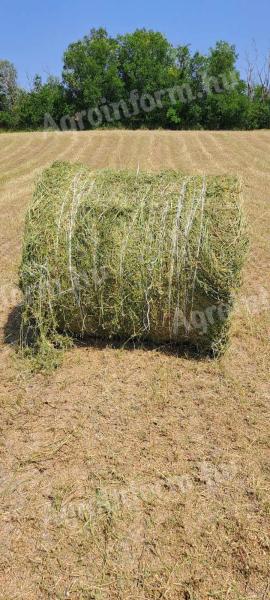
19, 161, 248, 366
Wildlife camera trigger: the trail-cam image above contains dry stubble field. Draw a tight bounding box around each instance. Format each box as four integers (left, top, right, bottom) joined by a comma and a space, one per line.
0, 130, 269, 600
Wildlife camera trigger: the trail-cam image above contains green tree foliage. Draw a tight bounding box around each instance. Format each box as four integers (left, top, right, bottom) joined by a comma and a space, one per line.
63, 28, 124, 110
1, 31, 270, 131
14, 76, 68, 130
0, 60, 19, 129
207, 41, 238, 78
0, 59, 18, 110
117, 29, 176, 126
118, 29, 174, 94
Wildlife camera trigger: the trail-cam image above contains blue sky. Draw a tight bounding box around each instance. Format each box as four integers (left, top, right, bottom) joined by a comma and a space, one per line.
1, 0, 269, 88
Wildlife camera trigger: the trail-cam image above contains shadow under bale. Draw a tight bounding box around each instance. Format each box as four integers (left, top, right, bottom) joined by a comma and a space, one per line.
3, 302, 211, 372
4, 303, 23, 347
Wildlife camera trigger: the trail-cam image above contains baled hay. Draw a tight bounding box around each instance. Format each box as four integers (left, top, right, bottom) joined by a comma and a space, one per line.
19, 161, 248, 367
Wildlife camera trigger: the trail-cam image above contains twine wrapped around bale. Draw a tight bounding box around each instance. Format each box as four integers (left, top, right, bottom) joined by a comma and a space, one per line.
19, 161, 248, 367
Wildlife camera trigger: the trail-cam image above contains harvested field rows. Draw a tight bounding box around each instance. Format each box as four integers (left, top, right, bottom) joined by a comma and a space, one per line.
0, 130, 269, 600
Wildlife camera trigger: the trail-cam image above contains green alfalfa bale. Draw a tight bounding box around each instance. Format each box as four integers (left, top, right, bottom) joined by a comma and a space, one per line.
19, 161, 248, 368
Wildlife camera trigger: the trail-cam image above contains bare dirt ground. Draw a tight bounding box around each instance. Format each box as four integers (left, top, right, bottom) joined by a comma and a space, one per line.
0, 130, 269, 600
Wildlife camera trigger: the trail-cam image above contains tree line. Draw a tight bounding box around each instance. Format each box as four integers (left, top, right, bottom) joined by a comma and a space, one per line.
1, 28, 270, 131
